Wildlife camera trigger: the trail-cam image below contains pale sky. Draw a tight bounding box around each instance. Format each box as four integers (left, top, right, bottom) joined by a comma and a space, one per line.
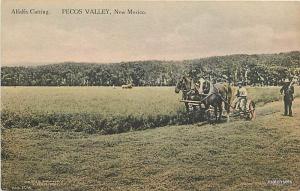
2, 1, 300, 66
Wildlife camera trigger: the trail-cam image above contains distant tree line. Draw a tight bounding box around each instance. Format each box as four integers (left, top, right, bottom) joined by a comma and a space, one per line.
1, 51, 300, 86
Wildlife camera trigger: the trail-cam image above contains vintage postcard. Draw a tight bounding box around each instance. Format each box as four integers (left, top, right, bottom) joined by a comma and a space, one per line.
1, 1, 300, 190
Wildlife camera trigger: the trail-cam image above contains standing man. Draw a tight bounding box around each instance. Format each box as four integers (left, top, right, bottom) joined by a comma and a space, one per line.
280, 79, 294, 116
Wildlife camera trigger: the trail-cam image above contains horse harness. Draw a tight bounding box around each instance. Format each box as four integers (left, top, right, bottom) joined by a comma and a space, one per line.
197, 84, 223, 103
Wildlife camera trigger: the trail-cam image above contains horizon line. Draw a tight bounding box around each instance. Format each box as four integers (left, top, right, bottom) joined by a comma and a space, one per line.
2, 50, 300, 67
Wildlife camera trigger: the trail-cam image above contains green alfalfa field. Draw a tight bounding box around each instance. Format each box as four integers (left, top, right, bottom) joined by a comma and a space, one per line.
2, 86, 299, 134
1, 86, 300, 190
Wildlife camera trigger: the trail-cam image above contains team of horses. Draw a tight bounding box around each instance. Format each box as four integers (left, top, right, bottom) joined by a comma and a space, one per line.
175, 76, 255, 122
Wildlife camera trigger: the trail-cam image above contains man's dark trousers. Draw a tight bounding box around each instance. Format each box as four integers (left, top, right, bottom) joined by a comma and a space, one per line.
284, 95, 292, 116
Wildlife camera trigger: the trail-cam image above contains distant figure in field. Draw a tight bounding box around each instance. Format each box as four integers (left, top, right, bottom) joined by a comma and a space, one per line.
232, 81, 248, 112
122, 84, 133, 89
280, 79, 294, 117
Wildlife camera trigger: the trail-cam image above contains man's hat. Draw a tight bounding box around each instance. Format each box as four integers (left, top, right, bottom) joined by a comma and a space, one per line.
237, 81, 243, 85
284, 79, 290, 83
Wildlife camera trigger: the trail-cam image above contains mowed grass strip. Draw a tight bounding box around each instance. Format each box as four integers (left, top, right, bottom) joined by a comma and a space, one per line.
2, 99, 300, 191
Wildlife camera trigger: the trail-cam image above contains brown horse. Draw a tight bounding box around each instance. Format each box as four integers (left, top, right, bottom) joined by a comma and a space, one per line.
175, 76, 194, 111
196, 78, 233, 122
175, 76, 233, 122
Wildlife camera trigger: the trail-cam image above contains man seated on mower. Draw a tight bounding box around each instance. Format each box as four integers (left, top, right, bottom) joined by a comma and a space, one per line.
233, 81, 248, 112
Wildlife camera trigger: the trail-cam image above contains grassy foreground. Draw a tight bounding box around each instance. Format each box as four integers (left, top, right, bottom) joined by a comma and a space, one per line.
2, 98, 300, 191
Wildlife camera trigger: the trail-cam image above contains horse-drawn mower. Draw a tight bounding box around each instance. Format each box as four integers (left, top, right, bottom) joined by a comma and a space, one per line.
180, 97, 219, 123
229, 96, 256, 120
180, 95, 256, 123
175, 76, 256, 123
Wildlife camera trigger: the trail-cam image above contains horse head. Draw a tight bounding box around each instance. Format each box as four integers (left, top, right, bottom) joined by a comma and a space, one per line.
175, 76, 191, 93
